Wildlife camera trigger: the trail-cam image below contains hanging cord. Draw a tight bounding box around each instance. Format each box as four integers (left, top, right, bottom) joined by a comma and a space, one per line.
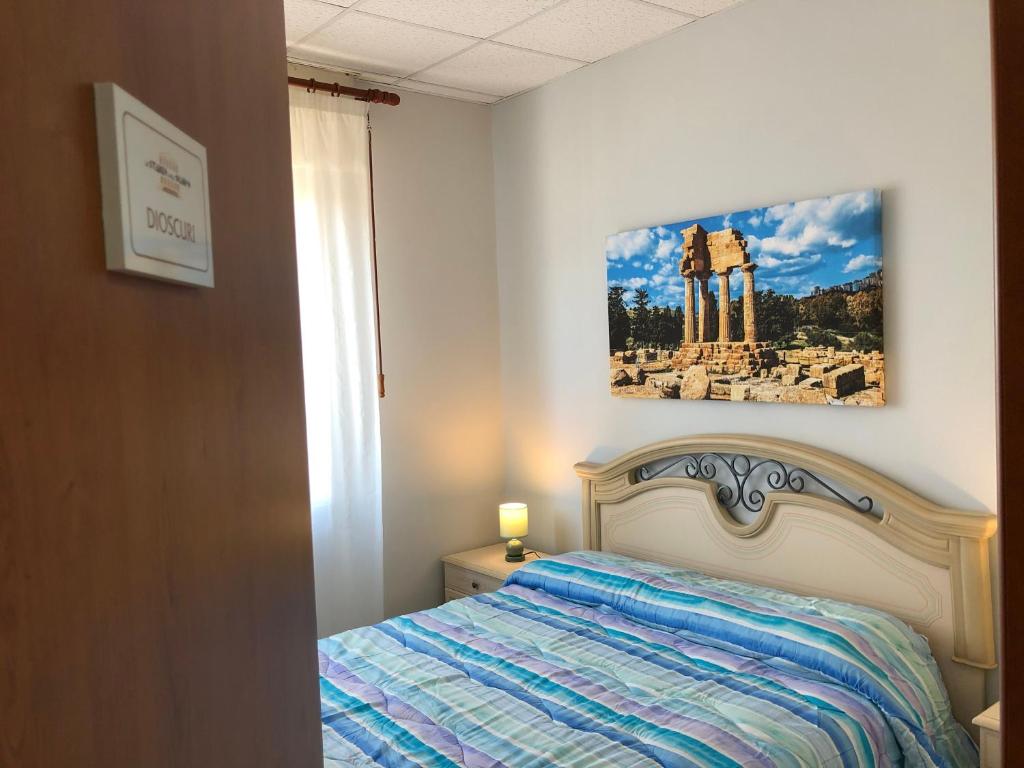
367, 110, 386, 398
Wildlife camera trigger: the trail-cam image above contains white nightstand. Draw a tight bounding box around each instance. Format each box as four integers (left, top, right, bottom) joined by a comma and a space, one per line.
441, 543, 548, 602
973, 702, 1000, 768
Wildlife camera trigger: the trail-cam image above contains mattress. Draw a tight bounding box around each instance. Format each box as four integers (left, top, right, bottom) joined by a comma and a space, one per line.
319, 551, 976, 767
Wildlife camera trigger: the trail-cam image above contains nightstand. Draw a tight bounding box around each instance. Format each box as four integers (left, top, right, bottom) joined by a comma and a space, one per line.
441, 543, 548, 602
973, 702, 1000, 767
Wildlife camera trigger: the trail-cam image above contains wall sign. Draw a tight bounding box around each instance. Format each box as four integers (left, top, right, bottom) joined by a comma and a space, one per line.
94, 83, 213, 287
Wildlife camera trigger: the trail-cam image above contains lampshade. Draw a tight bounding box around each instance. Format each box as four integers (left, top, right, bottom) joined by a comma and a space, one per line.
499, 502, 528, 539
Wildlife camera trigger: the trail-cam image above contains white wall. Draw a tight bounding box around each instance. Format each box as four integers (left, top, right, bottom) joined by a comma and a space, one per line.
366, 88, 504, 616
492, 0, 995, 556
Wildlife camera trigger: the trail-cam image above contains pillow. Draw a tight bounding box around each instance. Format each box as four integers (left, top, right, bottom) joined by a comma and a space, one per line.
506, 550, 976, 768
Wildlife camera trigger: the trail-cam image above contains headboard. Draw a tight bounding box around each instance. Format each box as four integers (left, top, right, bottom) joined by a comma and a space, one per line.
574, 434, 997, 730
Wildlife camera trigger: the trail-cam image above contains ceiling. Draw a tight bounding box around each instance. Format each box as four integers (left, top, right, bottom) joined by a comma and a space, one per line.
285, 0, 745, 104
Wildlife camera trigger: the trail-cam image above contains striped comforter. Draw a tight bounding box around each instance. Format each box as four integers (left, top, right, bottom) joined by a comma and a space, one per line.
319, 551, 976, 767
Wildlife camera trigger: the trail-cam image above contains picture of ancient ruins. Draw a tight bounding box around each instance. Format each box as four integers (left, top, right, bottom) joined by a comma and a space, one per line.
606, 190, 884, 406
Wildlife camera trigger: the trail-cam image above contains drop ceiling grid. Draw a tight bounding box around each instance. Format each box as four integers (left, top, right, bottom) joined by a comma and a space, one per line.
284, 0, 742, 104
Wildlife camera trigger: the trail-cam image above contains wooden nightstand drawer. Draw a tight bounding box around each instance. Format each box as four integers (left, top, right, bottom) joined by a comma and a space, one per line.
978, 728, 1000, 768
973, 702, 1000, 768
441, 543, 551, 607
444, 563, 503, 596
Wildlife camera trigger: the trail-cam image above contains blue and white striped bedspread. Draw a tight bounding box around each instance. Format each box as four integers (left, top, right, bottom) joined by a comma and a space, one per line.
319, 551, 976, 767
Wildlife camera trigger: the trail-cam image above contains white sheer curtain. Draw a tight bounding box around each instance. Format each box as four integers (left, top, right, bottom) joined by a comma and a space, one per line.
289, 89, 383, 637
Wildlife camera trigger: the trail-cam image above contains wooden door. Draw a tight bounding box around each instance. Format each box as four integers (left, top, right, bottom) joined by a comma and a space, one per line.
0, 2, 322, 765
993, 0, 1024, 762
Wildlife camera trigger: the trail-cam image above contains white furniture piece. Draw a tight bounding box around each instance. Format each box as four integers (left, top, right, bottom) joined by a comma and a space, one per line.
973, 702, 1001, 767
442, 543, 548, 602
574, 434, 997, 732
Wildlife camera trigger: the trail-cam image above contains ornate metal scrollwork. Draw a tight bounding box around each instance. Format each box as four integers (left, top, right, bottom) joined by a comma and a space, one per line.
636, 453, 875, 515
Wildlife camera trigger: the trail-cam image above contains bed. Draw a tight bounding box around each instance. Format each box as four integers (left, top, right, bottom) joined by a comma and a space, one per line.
319, 435, 997, 767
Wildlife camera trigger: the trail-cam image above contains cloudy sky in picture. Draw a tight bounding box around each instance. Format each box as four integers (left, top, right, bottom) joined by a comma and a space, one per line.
605, 189, 882, 308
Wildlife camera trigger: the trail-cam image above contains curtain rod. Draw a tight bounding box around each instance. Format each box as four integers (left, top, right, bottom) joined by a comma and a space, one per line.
287, 76, 401, 106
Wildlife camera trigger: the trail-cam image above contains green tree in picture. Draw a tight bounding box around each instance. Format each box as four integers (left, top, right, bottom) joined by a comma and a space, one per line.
667, 305, 683, 348
705, 291, 719, 341
649, 305, 663, 347
631, 289, 652, 347
728, 298, 744, 342
607, 287, 630, 352
846, 289, 883, 334
727, 290, 800, 343
672, 305, 684, 345
799, 292, 851, 332
804, 327, 842, 348
851, 330, 883, 352
756, 289, 800, 341
653, 305, 681, 348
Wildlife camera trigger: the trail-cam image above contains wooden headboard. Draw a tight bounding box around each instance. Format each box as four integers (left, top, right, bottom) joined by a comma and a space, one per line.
574, 434, 997, 730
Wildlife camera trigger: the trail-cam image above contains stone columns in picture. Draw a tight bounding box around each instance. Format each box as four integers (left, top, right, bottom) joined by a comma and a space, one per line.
698, 278, 711, 342
682, 271, 695, 344
717, 270, 731, 342
680, 225, 756, 343
605, 188, 884, 406
741, 263, 757, 343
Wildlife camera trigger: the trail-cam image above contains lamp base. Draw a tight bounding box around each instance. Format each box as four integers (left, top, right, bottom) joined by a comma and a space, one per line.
505, 538, 525, 563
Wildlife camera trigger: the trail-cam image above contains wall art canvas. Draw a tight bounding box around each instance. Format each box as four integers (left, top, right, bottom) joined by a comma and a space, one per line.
606, 189, 883, 405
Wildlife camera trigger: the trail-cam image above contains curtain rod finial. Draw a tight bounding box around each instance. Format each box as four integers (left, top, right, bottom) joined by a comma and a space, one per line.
364, 88, 401, 106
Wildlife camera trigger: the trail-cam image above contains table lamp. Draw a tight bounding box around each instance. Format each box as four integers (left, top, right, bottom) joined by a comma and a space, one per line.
499, 502, 528, 562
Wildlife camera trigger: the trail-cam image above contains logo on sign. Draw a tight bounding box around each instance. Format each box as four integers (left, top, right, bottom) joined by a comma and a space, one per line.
145, 152, 192, 198
144, 150, 197, 243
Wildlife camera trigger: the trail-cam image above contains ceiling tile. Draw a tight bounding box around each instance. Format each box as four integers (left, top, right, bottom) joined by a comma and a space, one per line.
283, 0, 344, 45
494, 0, 691, 63
394, 80, 502, 104
291, 11, 477, 77
355, 0, 563, 39
644, 0, 742, 16
356, 72, 402, 85
415, 43, 583, 97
